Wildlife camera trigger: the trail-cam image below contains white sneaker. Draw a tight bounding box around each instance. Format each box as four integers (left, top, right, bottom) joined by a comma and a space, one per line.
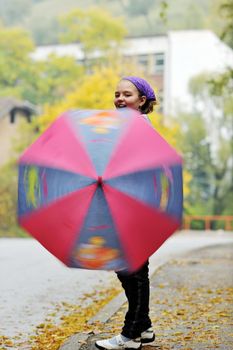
141, 327, 155, 343
95, 334, 141, 349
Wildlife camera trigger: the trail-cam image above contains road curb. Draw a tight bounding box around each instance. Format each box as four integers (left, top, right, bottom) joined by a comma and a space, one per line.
59, 333, 90, 350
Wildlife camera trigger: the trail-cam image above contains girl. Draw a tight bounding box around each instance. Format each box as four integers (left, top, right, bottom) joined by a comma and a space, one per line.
95, 76, 157, 350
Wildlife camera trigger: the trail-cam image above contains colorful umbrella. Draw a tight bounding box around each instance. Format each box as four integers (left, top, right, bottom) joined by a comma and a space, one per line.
18, 109, 183, 271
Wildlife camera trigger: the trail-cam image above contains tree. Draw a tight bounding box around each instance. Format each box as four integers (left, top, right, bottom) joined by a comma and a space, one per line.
0, 25, 84, 105
179, 70, 233, 216
203, 0, 233, 214
59, 7, 126, 67
0, 25, 34, 98
220, 0, 233, 48
206, 70, 233, 215
176, 112, 214, 214
119, 0, 155, 28
0, 0, 32, 25
23, 54, 84, 105
0, 158, 29, 237
34, 66, 121, 132
25, 15, 61, 45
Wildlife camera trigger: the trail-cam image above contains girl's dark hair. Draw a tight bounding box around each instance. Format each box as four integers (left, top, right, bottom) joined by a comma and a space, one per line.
138, 92, 158, 114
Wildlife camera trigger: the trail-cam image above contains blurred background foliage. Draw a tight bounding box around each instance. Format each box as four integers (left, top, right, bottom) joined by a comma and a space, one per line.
0, 0, 232, 47
0, 1, 232, 235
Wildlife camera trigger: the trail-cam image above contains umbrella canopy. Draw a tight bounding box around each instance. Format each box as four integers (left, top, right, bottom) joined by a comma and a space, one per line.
18, 109, 183, 271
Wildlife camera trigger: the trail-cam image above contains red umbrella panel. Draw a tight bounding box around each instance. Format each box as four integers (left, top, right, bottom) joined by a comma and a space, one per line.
18, 109, 183, 271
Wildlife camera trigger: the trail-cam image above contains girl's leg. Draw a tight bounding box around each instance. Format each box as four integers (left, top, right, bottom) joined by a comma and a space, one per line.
116, 260, 152, 339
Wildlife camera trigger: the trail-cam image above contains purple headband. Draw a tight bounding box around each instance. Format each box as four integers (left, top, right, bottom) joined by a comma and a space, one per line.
122, 76, 156, 101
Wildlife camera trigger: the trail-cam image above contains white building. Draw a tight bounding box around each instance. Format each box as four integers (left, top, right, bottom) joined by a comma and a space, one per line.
32, 30, 233, 115
164, 30, 233, 115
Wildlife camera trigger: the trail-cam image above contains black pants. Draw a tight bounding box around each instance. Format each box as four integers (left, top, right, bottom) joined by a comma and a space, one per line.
116, 261, 152, 339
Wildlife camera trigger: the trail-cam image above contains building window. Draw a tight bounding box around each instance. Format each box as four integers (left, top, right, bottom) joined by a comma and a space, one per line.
154, 53, 165, 74
137, 55, 148, 71
157, 89, 164, 113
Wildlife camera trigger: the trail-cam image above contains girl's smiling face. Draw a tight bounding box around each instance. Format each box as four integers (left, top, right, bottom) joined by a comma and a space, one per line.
114, 80, 146, 111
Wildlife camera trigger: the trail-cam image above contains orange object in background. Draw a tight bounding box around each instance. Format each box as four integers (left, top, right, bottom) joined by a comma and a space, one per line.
184, 216, 233, 231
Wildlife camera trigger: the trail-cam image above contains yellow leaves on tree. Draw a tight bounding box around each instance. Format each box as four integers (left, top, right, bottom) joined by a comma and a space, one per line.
150, 113, 191, 199
0, 24, 34, 59
0, 24, 34, 98
59, 7, 127, 58
35, 54, 84, 104
35, 67, 120, 132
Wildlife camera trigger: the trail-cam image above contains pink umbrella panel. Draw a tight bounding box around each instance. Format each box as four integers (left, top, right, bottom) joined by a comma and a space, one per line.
18, 109, 183, 271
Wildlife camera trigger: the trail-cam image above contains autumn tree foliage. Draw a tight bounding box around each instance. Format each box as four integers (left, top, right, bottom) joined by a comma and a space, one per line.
0, 24, 34, 99
59, 7, 127, 67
